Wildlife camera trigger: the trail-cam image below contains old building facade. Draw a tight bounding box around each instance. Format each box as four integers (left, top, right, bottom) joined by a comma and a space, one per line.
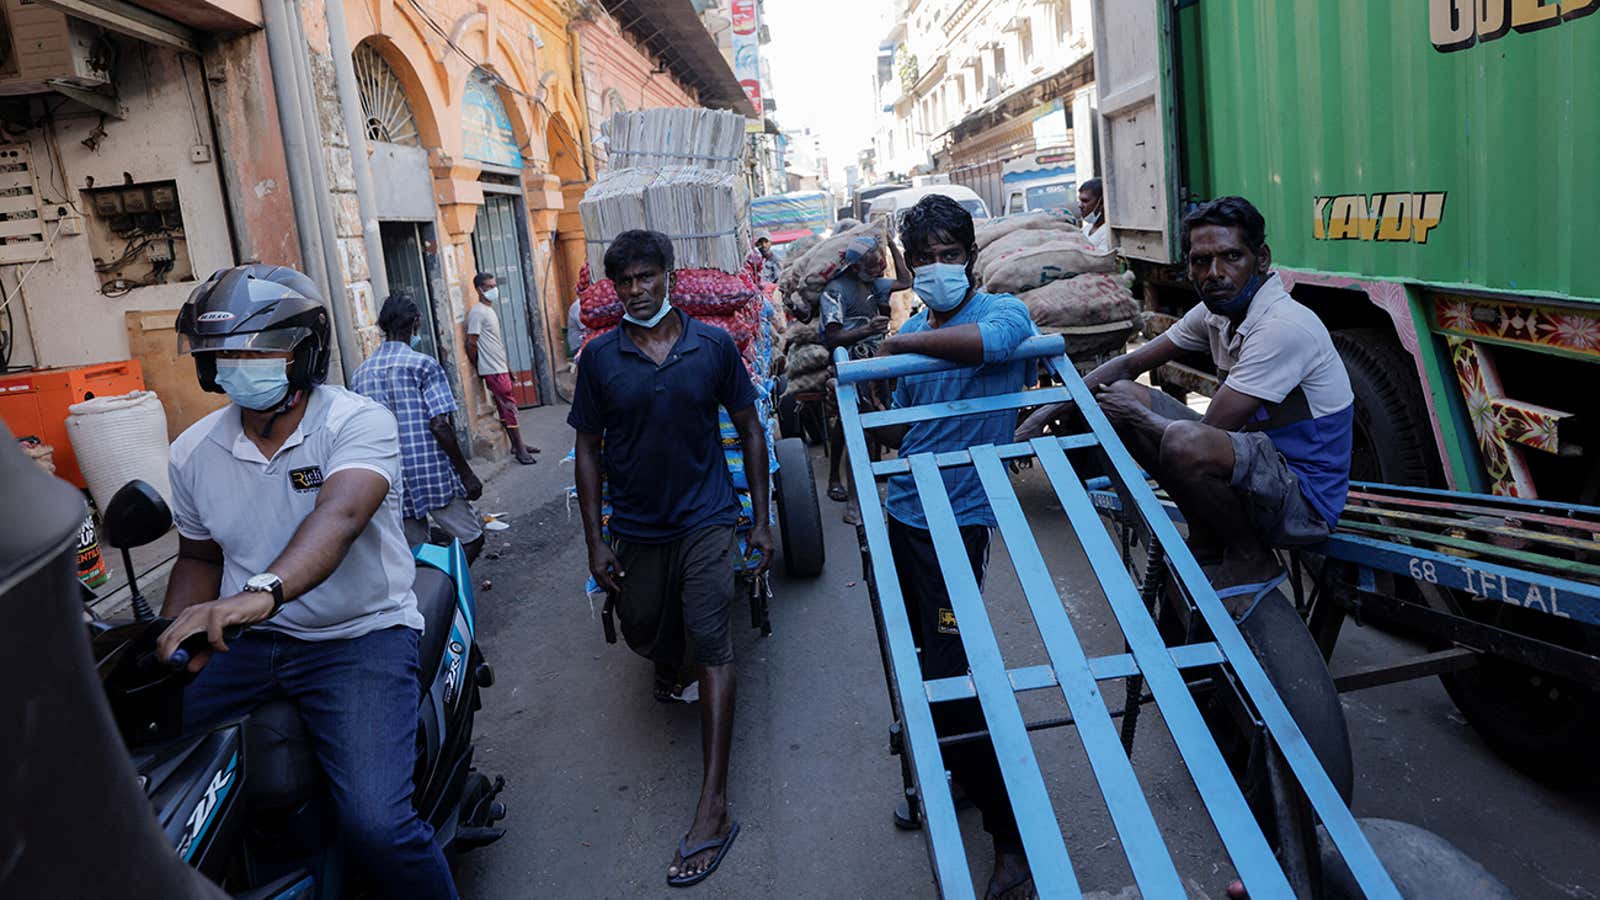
0, 0, 749, 463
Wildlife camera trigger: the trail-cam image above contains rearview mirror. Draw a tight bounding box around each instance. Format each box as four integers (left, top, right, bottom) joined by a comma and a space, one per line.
101, 480, 172, 550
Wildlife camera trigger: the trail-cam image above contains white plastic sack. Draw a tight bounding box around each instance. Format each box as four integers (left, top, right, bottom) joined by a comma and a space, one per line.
67, 390, 173, 512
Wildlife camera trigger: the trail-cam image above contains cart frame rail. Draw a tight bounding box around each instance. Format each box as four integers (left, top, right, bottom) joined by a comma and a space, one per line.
834, 336, 1399, 900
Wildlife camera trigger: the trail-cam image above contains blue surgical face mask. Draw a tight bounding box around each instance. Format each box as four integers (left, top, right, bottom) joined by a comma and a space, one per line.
1201, 271, 1267, 318
215, 357, 290, 411
482, 287, 500, 302
623, 298, 674, 329
912, 263, 971, 313
408, 332, 423, 350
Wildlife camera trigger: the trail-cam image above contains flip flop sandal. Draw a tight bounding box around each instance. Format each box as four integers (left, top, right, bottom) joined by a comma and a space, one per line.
666, 821, 741, 888
986, 874, 1037, 900
827, 484, 848, 502
1214, 570, 1289, 624
653, 667, 681, 703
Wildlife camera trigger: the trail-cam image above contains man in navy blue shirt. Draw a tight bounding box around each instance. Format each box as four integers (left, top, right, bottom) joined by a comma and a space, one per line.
570, 230, 771, 888
871, 195, 1037, 900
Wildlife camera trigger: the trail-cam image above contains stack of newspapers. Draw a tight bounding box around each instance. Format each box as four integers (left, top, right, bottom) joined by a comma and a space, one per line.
580, 109, 751, 274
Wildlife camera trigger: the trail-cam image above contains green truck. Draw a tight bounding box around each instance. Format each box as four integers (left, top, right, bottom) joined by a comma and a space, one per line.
1091, 1, 1600, 776
1093, 0, 1598, 502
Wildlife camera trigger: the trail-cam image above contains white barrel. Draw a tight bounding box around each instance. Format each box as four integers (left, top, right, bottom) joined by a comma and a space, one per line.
66, 390, 173, 511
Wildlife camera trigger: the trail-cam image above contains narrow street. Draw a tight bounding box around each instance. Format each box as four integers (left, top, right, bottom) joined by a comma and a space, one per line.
451, 405, 1600, 899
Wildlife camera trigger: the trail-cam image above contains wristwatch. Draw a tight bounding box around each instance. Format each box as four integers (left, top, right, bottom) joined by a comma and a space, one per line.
243, 573, 286, 618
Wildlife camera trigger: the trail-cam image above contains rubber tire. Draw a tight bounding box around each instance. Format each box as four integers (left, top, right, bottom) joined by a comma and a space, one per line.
1331, 328, 1439, 486
1317, 818, 1513, 900
1437, 604, 1600, 783
1236, 587, 1355, 804
775, 437, 825, 577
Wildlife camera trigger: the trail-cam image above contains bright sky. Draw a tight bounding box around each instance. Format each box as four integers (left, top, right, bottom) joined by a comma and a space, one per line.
761, 0, 891, 177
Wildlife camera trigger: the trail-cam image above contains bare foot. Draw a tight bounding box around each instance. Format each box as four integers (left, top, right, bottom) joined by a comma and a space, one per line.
842, 505, 863, 526
515, 451, 537, 465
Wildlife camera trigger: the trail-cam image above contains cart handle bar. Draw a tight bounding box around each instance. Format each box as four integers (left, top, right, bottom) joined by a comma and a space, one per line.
833, 334, 1067, 384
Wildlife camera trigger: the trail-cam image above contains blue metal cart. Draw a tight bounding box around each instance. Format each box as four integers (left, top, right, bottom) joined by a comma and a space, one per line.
833, 335, 1401, 899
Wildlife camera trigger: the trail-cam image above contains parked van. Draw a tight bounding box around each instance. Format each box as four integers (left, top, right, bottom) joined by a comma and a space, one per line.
866, 184, 991, 226
1001, 149, 1077, 216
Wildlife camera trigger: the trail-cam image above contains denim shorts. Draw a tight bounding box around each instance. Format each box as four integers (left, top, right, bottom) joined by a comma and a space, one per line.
1150, 390, 1331, 547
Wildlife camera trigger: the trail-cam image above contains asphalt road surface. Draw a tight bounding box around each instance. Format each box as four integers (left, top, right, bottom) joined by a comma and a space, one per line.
453, 406, 1600, 899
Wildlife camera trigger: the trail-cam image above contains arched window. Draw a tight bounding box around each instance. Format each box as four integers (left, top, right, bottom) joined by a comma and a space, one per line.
462, 68, 523, 169
604, 88, 628, 117
354, 43, 421, 146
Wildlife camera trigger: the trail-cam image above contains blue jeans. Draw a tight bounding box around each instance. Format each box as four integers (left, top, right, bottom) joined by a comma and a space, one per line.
183, 625, 457, 900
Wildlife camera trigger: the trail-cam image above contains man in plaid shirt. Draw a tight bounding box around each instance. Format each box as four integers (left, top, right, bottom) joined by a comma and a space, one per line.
353, 293, 486, 561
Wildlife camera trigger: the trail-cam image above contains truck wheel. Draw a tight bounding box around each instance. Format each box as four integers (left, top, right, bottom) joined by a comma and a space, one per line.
1436, 600, 1600, 782
1332, 329, 1439, 486
775, 437, 825, 577
1316, 818, 1513, 899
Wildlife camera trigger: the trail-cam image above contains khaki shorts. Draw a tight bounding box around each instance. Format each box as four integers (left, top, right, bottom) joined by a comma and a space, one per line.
403, 495, 484, 546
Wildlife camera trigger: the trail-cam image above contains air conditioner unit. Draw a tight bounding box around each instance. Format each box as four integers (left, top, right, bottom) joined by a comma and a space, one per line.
0, 0, 110, 95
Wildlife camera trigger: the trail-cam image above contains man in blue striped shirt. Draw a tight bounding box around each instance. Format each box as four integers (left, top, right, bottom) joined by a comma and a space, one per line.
872, 194, 1037, 900
352, 293, 485, 561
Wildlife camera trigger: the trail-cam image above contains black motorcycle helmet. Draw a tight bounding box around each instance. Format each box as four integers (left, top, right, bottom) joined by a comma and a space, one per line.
176, 265, 331, 397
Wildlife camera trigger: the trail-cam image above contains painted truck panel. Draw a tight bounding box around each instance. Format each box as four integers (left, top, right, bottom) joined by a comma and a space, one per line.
1168, 0, 1599, 303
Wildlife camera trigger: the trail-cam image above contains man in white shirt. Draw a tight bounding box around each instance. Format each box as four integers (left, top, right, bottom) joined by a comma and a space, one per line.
1022, 197, 1354, 619
466, 272, 537, 464
1079, 178, 1111, 253
158, 265, 456, 899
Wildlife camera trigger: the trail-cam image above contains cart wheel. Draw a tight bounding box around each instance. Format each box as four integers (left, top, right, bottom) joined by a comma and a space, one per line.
1199, 586, 1354, 804
1435, 600, 1600, 782
1316, 818, 1513, 899
775, 437, 825, 577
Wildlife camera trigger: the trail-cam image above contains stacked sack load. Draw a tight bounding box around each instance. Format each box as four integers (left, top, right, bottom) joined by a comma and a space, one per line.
774, 219, 880, 321
973, 210, 1139, 330
779, 320, 830, 397
572, 109, 778, 579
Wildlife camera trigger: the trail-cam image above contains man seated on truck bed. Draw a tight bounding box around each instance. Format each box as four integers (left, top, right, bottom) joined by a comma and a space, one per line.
871, 193, 1038, 900
1019, 196, 1354, 616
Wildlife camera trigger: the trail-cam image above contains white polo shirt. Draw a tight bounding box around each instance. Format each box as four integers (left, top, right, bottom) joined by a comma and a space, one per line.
168, 385, 423, 641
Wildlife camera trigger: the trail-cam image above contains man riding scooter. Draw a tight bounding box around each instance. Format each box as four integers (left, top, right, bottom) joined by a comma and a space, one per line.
157, 265, 458, 899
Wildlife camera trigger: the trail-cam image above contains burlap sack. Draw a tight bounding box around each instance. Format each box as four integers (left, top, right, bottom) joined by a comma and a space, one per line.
977, 225, 1088, 278
1019, 272, 1139, 328
784, 368, 831, 396
983, 239, 1119, 295
974, 209, 1078, 251
783, 319, 822, 348
785, 342, 830, 376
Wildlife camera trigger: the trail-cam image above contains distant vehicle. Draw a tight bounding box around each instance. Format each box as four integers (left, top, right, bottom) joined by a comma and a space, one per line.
866, 184, 991, 226
1001, 149, 1077, 216
848, 181, 910, 220
751, 190, 836, 258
